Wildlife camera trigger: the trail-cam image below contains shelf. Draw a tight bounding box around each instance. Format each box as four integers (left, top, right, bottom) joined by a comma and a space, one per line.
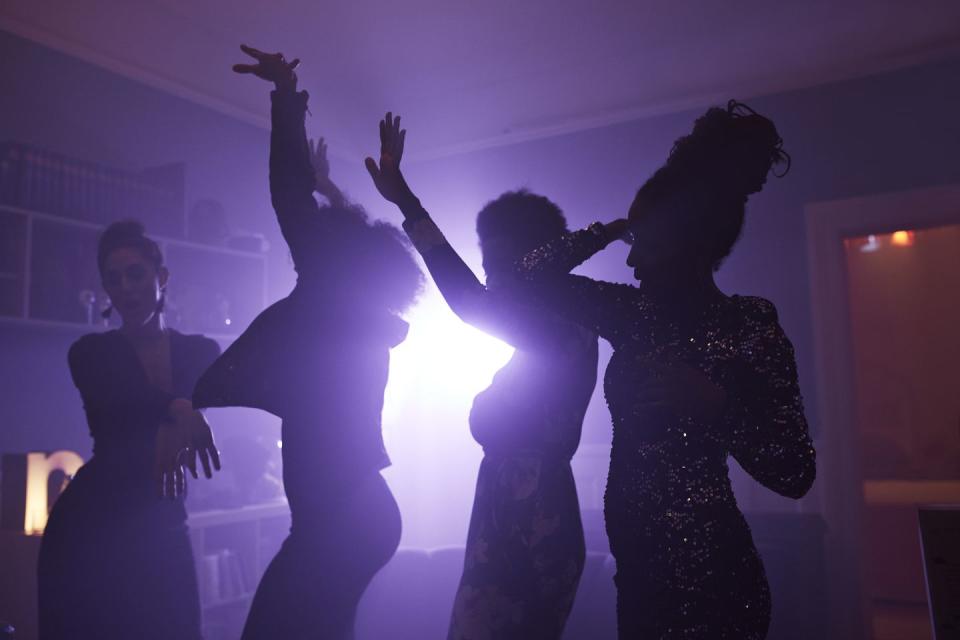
203, 592, 255, 610
0, 315, 107, 333
863, 480, 960, 506
0, 204, 266, 258
188, 501, 290, 529
0, 204, 270, 336
189, 502, 290, 618
0, 315, 261, 345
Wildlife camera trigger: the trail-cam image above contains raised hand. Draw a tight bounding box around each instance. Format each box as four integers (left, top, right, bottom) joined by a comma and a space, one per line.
365, 112, 416, 208
232, 44, 300, 90
310, 137, 347, 207
309, 137, 331, 185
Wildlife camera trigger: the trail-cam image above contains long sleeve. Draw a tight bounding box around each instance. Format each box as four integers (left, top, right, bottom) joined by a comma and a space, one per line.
269, 88, 319, 269
514, 225, 638, 341
725, 298, 816, 499
400, 205, 579, 351
68, 334, 175, 438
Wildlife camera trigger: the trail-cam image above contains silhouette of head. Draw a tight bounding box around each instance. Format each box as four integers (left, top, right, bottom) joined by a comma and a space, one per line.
97, 220, 168, 326
300, 203, 424, 315
476, 189, 568, 286
626, 100, 789, 281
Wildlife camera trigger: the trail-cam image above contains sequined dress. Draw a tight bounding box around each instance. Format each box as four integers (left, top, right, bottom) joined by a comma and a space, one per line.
517, 225, 816, 639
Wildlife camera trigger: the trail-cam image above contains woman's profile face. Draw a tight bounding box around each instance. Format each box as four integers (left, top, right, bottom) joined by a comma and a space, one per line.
101, 247, 167, 326
625, 195, 694, 282
729, 141, 773, 195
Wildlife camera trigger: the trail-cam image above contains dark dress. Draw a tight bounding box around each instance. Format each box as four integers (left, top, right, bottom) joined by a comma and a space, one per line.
516, 225, 817, 639
37, 329, 220, 640
192, 88, 404, 640
401, 215, 599, 639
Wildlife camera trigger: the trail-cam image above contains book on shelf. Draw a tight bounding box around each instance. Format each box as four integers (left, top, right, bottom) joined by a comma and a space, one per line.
0, 141, 185, 237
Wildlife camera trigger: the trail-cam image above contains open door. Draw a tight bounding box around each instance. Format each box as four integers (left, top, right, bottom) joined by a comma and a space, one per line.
845, 225, 960, 639
807, 185, 960, 640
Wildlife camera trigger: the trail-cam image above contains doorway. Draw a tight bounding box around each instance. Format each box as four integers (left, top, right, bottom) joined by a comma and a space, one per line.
807, 185, 960, 640
845, 225, 960, 639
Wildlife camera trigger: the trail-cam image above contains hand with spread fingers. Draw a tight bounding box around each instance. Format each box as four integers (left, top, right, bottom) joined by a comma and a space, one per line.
233, 44, 300, 90
310, 137, 331, 186
310, 137, 347, 207
365, 112, 417, 208
154, 400, 222, 498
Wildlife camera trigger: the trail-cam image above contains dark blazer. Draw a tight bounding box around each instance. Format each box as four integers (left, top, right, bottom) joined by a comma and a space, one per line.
68, 329, 221, 461
193, 88, 408, 490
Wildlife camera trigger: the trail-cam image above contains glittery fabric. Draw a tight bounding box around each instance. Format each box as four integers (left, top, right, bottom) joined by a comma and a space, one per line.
517, 227, 817, 639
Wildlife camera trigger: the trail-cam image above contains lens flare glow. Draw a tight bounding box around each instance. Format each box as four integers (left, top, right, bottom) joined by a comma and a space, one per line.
381, 288, 514, 546
383, 293, 514, 423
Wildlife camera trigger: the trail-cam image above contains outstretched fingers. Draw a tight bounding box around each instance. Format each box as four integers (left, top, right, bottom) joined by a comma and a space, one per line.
208, 443, 222, 473
234, 44, 299, 77
197, 447, 212, 479
390, 115, 401, 155
365, 156, 381, 181
398, 127, 407, 161
181, 447, 199, 480
378, 112, 406, 161
240, 44, 266, 60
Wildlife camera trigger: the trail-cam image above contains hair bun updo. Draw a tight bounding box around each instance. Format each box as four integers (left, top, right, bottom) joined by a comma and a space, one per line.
97, 219, 164, 276
633, 100, 791, 271
664, 100, 791, 197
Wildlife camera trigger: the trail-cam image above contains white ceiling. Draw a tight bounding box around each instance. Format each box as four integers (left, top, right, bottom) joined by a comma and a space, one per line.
4, 0, 960, 160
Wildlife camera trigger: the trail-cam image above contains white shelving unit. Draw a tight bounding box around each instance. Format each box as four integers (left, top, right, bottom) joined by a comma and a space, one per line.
0, 203, 268, 339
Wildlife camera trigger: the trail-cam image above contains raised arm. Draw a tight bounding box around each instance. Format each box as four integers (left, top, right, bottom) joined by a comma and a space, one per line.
365, 113, 572, 349
725, 298, 816, 499
233, 45, 317, 267
510, 222, 637, 341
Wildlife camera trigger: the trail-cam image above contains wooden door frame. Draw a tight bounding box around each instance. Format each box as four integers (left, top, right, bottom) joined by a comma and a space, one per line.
805, 184, 960, 639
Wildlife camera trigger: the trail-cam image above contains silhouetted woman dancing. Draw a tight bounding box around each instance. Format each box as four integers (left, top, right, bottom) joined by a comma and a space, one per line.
38, 220, 222, 640
367, 115, 598, 639
514, 102, 816, 638
192, 47, 423, 640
